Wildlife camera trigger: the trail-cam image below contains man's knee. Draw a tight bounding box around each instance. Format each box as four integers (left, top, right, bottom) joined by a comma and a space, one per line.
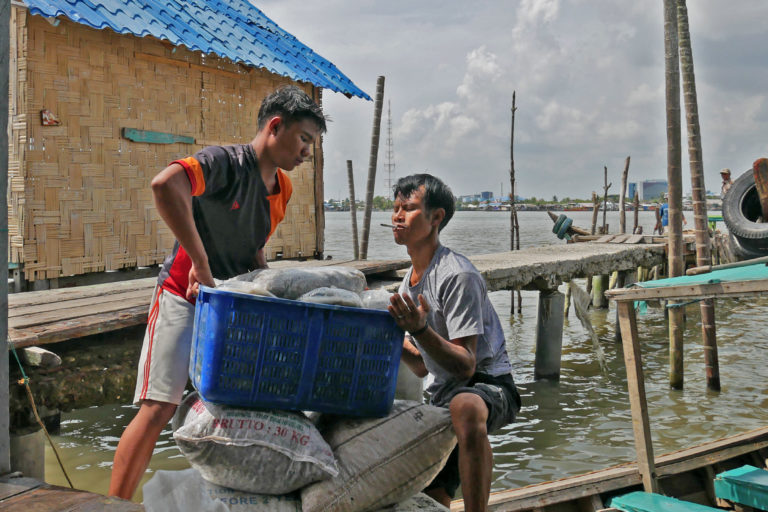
449, 393, 488, 440
136, 399, 177, 429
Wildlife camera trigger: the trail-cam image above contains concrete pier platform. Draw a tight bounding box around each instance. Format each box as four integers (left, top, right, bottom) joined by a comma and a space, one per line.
471, 242, 665, 291
7, 243, 666, 349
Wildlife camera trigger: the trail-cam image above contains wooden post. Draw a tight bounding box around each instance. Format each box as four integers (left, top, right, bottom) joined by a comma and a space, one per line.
346, 160, 359, 260
592, 275, 610, 309
617, 300, 659, 493
620, 156, 631, 234
591, 192, 600, 235
0, 0, 10, 474
754, 158, 768, 221
534, 290, 565, 380
614, 271, 627, 343
633, 192, 640, 234
663, 0, 685, 389
509, 92, 522, 315
602, 166, 612, 234
564, 282, 572, 317
678, 0, 719, 390
359, 76, 385, 260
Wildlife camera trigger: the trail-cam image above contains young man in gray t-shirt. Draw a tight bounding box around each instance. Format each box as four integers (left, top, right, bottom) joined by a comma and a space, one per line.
387, 174, 521, 511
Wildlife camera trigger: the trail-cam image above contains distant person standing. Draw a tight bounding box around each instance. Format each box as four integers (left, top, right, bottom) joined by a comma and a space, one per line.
657, 193, 686, 234
720, 168, 733, 199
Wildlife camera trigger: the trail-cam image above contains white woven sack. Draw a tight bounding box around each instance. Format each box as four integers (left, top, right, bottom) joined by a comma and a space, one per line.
172, 393, 338, 495
143, 468, 302, 512
301, 400, 456, 512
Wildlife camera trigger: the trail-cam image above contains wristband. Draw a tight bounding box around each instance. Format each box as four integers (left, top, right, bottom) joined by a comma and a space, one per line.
409, 324, 429, 337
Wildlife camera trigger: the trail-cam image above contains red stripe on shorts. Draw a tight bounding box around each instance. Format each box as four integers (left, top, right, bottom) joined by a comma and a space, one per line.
139, 287, 162, 400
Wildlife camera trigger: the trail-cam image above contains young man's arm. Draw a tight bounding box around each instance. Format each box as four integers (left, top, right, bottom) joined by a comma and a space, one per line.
401, 336, 428, 377
254, 248, 268, 269
389, 292, 477, 380
151, 163, 215, 299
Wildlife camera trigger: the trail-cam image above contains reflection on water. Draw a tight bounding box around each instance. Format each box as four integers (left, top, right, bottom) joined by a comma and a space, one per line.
45, 210, 767, 500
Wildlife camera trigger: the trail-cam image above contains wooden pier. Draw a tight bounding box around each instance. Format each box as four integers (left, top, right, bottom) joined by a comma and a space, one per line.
0, 474, 142, 511
8, 242, 666, 349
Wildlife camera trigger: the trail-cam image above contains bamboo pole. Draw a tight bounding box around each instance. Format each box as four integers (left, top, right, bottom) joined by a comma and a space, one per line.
678, 0, 719, 390
0, 0, 9, 473
619, 156, 631, 234
509, 92, 522, 314
346, 160, 360, 260
754, 158, 768, 221
602, 167, 612, 234
360, 76, 385, 260
663, 0, 685, 389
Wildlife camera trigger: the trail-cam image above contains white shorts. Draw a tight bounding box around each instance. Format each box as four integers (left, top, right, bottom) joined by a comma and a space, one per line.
133, 287, 195, 406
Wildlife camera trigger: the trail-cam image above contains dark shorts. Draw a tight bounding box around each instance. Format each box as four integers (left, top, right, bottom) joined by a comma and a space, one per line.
425, 372, 521, 498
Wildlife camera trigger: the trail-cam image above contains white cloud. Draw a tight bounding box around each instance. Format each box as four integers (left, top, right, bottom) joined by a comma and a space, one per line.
255, 0, 768, 200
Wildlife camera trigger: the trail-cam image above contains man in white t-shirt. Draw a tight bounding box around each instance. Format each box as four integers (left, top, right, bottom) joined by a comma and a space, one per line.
386, 174, 521, 512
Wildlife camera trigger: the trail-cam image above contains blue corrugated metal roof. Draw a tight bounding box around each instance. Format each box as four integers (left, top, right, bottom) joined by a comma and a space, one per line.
22, 0, 370, 100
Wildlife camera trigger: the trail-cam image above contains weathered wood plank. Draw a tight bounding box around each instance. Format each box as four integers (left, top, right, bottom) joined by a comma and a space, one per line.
10, 295, 150, 329
482, 427, 768, 511
9, 305, 149, 348
596, 235, 616, 243
617, 300, 658, 493
0, 481, 143, 511
610, 234, 631, 244
9, 289, 152, 320
8, 278, 156, 308
606, 280, 768, 302
623, 234, 646, 244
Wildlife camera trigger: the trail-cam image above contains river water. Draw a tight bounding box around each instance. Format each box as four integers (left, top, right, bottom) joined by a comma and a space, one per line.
44, 210, 768, 502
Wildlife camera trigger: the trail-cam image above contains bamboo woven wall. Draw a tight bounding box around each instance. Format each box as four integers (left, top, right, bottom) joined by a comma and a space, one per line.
9, 9, 323, 281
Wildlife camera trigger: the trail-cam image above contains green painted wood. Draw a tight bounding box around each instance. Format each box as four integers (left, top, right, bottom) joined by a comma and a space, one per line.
714, 464, 768, 510
121, 127, 195, 144
609, 491, 720, 512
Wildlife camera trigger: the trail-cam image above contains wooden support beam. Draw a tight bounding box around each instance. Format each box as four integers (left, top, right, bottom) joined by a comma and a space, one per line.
617, 300, 659, 494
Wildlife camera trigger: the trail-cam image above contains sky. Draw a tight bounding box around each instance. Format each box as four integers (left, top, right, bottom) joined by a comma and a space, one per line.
256, 0, 768, 202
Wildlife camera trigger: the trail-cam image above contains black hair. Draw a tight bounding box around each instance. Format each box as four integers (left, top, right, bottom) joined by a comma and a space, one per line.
257, 85, 328, 133
393, 174, 455, 232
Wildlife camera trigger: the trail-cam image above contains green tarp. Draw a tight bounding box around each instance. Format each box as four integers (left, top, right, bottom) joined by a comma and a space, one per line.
632, 263, 768, 289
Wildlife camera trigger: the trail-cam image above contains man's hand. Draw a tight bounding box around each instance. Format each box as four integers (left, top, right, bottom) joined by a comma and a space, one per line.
388, 293, 429, 333
187, 262, 215, 300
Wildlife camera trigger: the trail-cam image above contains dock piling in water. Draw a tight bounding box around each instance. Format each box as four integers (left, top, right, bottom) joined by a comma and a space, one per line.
534, 289, 565, 381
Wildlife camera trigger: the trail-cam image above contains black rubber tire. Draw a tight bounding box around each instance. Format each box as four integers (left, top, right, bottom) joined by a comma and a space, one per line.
722, 168, 768, 240
728, 232, 768, 261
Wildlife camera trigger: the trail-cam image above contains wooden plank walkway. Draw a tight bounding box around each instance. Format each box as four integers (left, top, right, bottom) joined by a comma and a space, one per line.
0, 475, 142, 511
7, 259, 411, 348
7, 243, 666, 348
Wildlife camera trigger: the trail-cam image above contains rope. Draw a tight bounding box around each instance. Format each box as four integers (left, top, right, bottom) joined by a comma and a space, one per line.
666, 299, 701, 309
9, 340, 75, 488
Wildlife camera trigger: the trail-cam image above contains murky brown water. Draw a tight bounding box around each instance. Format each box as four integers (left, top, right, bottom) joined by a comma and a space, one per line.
43, 210, 768, 501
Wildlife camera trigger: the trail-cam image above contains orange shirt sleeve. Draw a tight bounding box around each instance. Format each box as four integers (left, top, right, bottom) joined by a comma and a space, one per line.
171, 157, 206, 196
266, 169, 293, 240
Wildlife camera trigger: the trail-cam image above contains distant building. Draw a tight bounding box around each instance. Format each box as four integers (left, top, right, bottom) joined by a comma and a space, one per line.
480, 191, 494, 200
640, 179, 668, 201
628, 182, 637, 201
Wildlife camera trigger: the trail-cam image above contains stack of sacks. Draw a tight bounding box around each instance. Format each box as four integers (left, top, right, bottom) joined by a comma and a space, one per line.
157, 397, 456, 512
216, 266, 394, 310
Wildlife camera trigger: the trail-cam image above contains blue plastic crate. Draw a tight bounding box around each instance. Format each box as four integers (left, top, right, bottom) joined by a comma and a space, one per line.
189, 286, 404, 417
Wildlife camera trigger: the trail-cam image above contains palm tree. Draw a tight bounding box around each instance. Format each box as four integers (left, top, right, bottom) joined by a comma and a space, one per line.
677, 0, 720, 390
663, 0, 685, 389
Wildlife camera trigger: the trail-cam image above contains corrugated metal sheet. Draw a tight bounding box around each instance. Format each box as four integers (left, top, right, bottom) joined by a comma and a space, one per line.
22, 0, 370, 100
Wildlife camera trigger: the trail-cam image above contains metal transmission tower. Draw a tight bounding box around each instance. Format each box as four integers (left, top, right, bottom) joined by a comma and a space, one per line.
383, 100, 395, 197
